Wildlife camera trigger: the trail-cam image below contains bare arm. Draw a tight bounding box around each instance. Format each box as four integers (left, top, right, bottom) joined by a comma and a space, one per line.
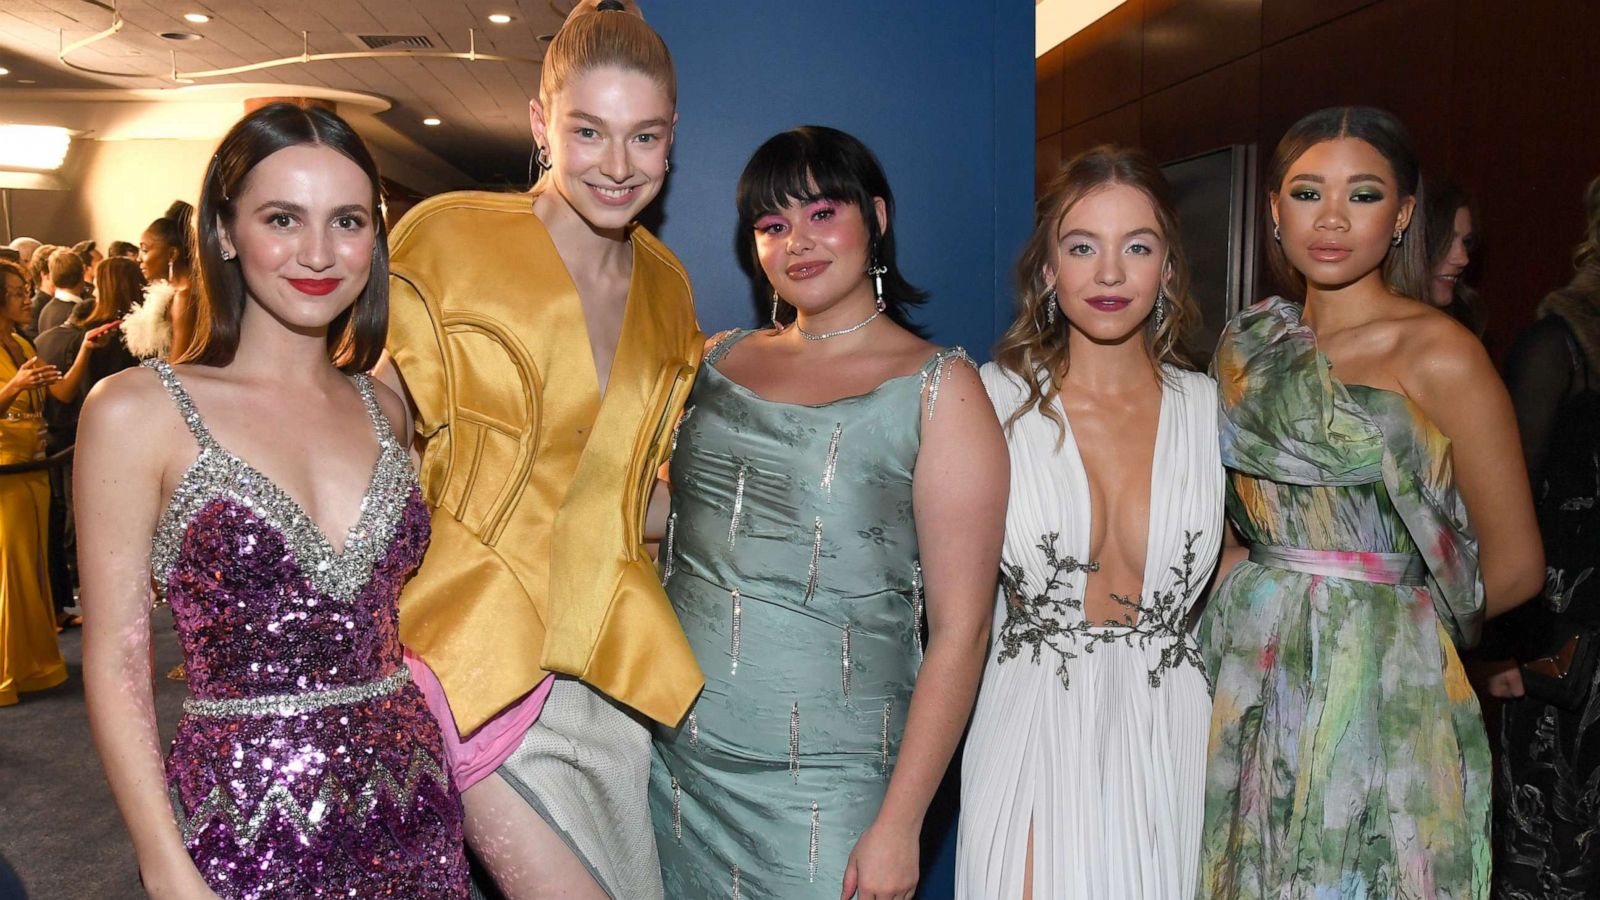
843, 361, 1008, 900
1404, 320, 1545, 618
77, 371, 217, 899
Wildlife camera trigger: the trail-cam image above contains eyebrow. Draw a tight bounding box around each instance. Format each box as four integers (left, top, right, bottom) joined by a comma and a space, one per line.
1288, 173, 1388, 185
567, 110, 671, 130
254, 201, 370, 217
1058, 226, 1160, 241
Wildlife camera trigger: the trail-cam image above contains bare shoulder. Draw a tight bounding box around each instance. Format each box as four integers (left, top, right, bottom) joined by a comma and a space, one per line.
80, 365, 183, 465
1390, 302, 1495, 394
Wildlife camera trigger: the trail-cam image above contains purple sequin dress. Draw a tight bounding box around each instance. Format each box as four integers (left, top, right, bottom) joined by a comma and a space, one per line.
145, 360, 469, 898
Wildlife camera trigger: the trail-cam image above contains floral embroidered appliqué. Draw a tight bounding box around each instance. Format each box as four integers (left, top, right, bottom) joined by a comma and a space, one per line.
998, 530, 1207, 690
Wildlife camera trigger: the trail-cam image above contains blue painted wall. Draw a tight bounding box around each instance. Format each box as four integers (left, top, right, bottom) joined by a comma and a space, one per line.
649, 1, 1034, 363
646, 4, 1033, 897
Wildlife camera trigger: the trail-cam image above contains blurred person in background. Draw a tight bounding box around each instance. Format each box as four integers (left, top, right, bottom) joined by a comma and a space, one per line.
7, 237, 41, 264
26, 243, 57, 337
106, 240, 138, 261
125, 201, 195, 360
0, 256, 102, 706
35, 256, 143, 630
1481, 173, 1600, 897
36, 248, 90, 335
1424, 179, 1486, 337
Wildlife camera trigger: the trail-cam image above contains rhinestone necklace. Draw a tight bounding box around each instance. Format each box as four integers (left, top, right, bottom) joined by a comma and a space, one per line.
797, 308, 882, 341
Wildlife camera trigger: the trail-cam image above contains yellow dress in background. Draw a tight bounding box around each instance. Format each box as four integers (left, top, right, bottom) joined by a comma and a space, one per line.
0, 335, 67, 706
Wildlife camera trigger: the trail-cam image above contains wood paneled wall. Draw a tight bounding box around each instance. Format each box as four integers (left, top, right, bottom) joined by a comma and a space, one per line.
1037, 0, 1600, 361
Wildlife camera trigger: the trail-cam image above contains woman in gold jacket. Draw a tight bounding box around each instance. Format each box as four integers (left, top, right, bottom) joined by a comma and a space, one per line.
375, 3, 699, 897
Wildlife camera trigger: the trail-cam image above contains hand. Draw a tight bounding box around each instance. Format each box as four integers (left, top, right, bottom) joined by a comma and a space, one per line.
1483, 659, 1526, 699
83, 322, 119, 349
6, 357, 61, 392
840, 819, 920, 900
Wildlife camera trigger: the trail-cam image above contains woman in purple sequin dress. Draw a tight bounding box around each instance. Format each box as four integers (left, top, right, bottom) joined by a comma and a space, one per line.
79, 104, 468, 898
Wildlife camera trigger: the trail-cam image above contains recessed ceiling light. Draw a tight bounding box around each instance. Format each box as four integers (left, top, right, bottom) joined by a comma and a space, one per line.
183, 13, 211, 24
18, 79, 36, 85
488, 14, 513, 24
0, 68, 9, 76
422, 117, 441, 127
159, 31, 204, 41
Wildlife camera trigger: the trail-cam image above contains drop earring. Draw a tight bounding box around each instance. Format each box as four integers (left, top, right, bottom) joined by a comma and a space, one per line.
1273, 223, 1281, 242
1391, 229, 1404, 246
867, 258, 888, 313
1044, 288, 1058, 328
1152, 285, 1167, 332
770, 290, 783, 331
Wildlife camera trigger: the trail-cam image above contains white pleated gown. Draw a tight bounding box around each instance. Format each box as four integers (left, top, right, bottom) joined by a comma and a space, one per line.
956, 363, 1224, 900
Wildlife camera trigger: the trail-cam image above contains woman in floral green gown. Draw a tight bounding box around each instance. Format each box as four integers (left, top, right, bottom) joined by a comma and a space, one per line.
1198, 107, 1546, 899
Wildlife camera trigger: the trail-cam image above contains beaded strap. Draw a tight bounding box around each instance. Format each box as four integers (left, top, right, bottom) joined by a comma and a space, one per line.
917, 347, 976, 420
703, 329, 749, 367
144, 358, 220, 451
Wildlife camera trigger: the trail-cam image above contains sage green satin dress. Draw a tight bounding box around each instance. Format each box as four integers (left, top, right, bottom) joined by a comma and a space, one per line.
649, 329, 970, 898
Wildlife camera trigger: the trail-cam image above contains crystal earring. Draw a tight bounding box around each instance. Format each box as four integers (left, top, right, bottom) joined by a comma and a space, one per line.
770, 290, 782, 330
867, 258, 888, 313
1273, 223, 1281, 242
1152, 285, 1168, 332
1044, 288, 1058, 328
220, 249, 234, 261
665, 157, 671, 174
1391, 229, 1404, 246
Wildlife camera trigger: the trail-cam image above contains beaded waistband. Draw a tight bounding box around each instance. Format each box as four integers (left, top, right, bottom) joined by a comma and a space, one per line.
182, 667, 410, 717
1247, 544, 1426, 586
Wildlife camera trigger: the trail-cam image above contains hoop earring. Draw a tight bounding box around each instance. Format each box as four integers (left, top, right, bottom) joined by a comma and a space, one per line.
1391, 229, 1404, 246
1152, 285, 1167, 333
534, 145, 551, 171
867, 258, 888, 313
1273, 223, 1281, 242
1044, 288, 1058, 328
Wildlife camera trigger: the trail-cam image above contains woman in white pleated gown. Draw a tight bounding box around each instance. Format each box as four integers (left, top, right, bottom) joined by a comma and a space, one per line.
956, 145, 1229, 900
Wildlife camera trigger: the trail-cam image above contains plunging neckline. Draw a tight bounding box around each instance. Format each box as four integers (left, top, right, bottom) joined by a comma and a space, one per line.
1051, 369, 1174, 626
144, 360, 413, 604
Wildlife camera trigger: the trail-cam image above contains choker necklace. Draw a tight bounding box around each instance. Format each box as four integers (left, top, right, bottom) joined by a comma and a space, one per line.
797, 308, 882, 341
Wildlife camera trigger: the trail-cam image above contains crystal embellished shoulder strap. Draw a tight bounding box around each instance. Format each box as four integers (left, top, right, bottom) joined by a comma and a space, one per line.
351, 374, 398, 452
143, 358, 219, 450
703, 328, 749, 367
916, 347, 976, 420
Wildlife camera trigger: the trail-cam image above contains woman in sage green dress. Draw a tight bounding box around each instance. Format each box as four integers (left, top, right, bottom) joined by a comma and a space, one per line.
649, 127, 1007, 899
1198, 107, 1545, 899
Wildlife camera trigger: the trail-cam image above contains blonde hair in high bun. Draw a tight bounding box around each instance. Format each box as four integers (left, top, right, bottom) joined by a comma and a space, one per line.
540, 0, 676, 109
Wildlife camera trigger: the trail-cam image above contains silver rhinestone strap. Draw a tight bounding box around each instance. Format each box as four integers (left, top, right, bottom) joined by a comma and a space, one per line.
808, 800, 820, 882
729, 588, 743, 675
182, 667, 410, 717
803, 517, 823, 604
841, 626, 852, 700
821, 423, 842, 501
789, 701, 801, 784
728, 464, 750, 549
911, 560, 926, 662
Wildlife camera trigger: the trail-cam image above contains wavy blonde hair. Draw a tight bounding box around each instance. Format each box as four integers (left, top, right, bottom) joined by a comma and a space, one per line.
993, 144, 1197, 442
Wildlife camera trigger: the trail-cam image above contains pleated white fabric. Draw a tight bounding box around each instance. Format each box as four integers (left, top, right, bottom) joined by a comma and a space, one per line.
956, 363, 1225, 900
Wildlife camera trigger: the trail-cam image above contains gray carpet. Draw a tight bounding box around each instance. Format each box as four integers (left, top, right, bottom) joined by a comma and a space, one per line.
0, 608, 186, 900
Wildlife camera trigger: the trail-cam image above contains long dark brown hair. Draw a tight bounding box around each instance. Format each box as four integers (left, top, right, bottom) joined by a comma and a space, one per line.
176, 102, 387, 373
1423, 178, 1485, 335
1265, 106, 1427, 300
993, 144, 1196, 442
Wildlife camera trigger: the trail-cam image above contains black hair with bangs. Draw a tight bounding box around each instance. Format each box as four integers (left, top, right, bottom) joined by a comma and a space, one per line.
735, 125, 927, 330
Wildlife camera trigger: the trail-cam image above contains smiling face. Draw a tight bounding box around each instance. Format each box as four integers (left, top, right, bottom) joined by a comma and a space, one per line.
1271, 136, 1415, 291
1, 271, 32, 328
217, 143, 376, 334
1428, 205, 1475, 307
1046, 182, 1169, 346
753, 194, 886, 319
530, 65, 674, 231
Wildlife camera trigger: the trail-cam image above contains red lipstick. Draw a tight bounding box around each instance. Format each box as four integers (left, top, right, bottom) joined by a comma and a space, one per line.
287, 278, 342, 296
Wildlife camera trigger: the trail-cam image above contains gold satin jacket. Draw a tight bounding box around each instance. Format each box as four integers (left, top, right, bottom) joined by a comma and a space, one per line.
386, 191, 704, 735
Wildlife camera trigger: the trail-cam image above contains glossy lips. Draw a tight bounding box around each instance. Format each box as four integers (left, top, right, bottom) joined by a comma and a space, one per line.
286, 278, 342, 296
786, 261, 831, 281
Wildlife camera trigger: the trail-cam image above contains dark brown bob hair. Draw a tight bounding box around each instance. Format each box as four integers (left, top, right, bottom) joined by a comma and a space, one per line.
177, 102, 387, 373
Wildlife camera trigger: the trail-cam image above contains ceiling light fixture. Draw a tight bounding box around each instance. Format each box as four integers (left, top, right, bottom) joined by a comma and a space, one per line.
159, 31, 204, 41
488, 14, 513, 24
0, 68, 9, 76
183, 13, 211, 24
0, 125, 73, 171
423, 117, 442, 126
